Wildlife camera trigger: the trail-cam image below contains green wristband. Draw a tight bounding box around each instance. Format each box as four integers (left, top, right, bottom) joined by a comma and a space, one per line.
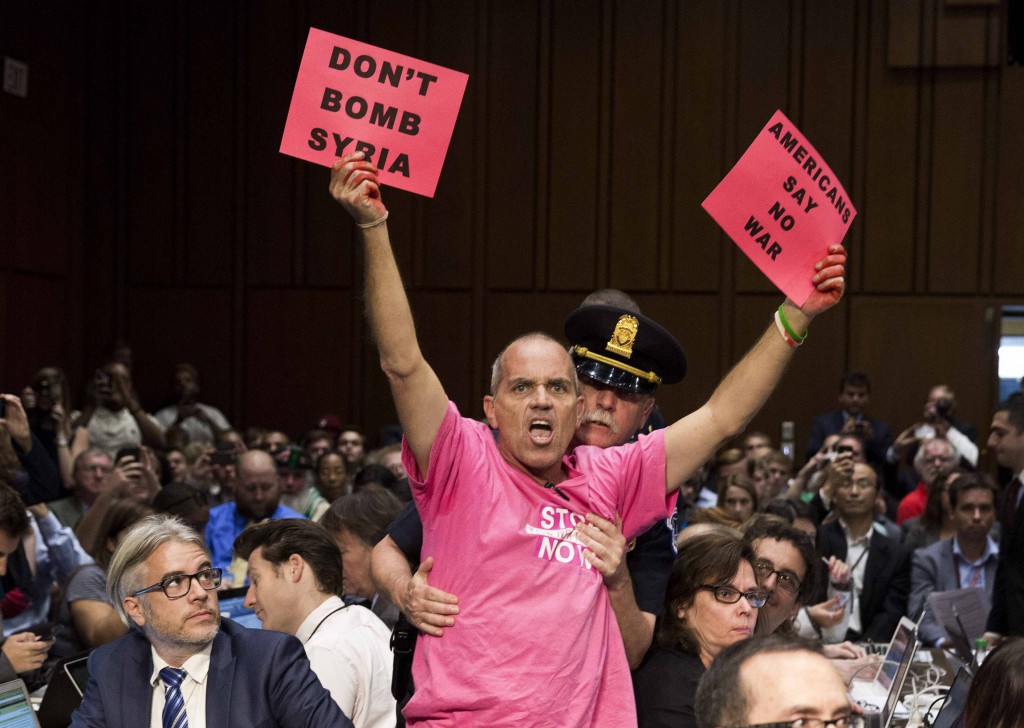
777, 304, 807, 342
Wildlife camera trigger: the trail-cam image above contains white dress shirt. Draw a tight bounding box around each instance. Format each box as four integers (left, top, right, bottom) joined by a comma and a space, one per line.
149, 643, 212, 728
296, 596, 396, 728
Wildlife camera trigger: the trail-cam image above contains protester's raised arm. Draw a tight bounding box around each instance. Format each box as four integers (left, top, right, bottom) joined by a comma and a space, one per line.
330, 154, 448, 476
663, 245, 847, 492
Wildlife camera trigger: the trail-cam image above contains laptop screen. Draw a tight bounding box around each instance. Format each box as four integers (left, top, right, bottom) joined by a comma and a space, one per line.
931, 668, 971, 728
0, 680, 40, 727
882, 621, 919, 724
879, 619, 915, 691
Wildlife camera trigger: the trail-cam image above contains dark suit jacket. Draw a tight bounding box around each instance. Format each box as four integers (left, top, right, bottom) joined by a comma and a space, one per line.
988, 492, 1024, 635
805, 410, 893, 471
70, 618, 353, 728
818, 521, 911, 642
909, 538, 997, 646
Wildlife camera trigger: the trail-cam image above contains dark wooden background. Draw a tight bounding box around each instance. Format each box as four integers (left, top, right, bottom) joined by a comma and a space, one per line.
2, 0, 1021, 458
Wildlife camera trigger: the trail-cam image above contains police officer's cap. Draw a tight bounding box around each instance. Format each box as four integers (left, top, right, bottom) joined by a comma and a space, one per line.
564, 305, 687, 395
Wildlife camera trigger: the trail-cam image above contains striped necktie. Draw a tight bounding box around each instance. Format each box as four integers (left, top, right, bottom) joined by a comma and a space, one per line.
160, 667, 189, 728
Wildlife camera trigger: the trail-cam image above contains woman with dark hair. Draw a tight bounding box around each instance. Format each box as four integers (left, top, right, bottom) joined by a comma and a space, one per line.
633, 530, 766, 728
321, 487, 404, 628
51, 499, 154, 659
716, 473, 757, 523
901, 470, 962, 550
965, 638, 1024, 728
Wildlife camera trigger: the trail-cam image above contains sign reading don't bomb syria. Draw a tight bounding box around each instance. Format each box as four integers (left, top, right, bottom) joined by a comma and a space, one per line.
280, 28, 469, 197
702, 110, 857, 307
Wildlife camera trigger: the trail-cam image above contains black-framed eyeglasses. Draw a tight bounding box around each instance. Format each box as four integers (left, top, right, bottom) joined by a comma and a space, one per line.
699, 584, 768, 608
132, 567, 222, 599
729, 717, 863, 728
753, 560, 803, 595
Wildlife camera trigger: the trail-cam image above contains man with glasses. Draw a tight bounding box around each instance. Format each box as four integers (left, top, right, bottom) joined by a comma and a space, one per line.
895, 437, 955, 524
70, 514, 351, 728
49, 448, 113, 528
820, 463, 911, 642
695, 634, 858, 728
205, 450, 305, 588
746, 517, 866, 661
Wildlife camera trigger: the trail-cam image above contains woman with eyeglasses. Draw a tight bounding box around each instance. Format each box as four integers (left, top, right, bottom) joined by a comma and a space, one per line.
633, 530, 766, 728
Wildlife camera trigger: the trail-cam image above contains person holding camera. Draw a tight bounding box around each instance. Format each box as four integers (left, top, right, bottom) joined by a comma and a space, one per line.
76, 362, 165, 459
154, 363, 231, 446
888, 385, 978, 474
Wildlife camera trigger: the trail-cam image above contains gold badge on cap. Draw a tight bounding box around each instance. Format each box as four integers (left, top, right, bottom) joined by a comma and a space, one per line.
606, 315, 639, 359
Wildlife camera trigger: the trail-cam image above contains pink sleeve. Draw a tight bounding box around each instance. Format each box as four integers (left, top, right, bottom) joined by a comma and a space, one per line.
401, 401, 469, 523
579, 430, 676, 541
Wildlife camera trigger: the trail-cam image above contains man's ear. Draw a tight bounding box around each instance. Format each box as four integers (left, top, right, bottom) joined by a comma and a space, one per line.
483, 395, 497, 429
287, 553, 304, 583
124, 596, 145, 628
576, 395, 584, 428
641, 395, 655, 423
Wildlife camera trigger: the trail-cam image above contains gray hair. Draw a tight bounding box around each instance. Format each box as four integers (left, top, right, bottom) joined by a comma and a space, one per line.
488, 332, 577, 396
913, 436, 954, 473
106, 514, 209, 625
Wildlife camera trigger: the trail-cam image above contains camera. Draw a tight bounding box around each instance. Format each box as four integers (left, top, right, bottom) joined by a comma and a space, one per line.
935, 397, 953, 419
835, 444, 854, 455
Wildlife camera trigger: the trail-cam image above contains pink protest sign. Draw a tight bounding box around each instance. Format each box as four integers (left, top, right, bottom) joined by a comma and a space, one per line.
280, 28, 469, 197
702, 110, 856, 306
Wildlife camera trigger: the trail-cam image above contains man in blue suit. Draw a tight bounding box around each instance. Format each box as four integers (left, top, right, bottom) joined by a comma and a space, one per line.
909, 473, 999, 647
71, 514, 352, 728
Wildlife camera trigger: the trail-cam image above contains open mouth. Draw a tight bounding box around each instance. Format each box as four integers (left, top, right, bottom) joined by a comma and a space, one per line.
529, 419, 554, 444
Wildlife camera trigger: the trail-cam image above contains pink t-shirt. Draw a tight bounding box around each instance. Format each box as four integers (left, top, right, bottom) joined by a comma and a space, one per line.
402, 401, 675, 727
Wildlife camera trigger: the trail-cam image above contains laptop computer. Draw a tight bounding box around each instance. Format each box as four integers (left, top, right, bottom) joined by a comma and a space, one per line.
849, 616, 920, 728
0, 678, 41, 727
930, 667, 971, 728
37, 653, 90, 728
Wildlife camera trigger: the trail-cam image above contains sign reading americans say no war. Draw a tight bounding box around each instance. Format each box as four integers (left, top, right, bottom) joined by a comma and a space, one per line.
280, 28, 469, 197
702, 110, 857, 307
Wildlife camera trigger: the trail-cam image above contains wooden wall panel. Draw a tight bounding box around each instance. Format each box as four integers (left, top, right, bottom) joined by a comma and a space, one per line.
3, 4, 84, 277
245, 4, 300, 287
861, 2, 919, 293
124, 4, 178, 286
733, 0, 792, 293
546, 0, 603, 291
4, 1, 1024, 467
927, 71, 986, 292
417, 0, 476, 289
484, 2, 539, 290
849, 297, 997, 445
670, 1, 728, 293
183, 3, 237, 287
631, 295, 724, 424
126, 288, 234, 415
993, 68, 1024, 294
409, 291, 476, 413
244, 290, 355, 439
3, 275, 74, 389
801, 3, 856, 184
608, 2, 665, 292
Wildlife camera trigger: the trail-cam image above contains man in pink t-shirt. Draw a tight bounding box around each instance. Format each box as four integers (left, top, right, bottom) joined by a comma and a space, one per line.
329, 153, 847, 727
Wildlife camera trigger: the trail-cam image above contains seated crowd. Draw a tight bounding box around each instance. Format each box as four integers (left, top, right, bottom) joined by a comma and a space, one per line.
0, 326, 1020, 726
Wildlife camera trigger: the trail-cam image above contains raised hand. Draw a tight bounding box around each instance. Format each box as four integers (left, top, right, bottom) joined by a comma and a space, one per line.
329, 152, 388, 226
801, 244, 847, 318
